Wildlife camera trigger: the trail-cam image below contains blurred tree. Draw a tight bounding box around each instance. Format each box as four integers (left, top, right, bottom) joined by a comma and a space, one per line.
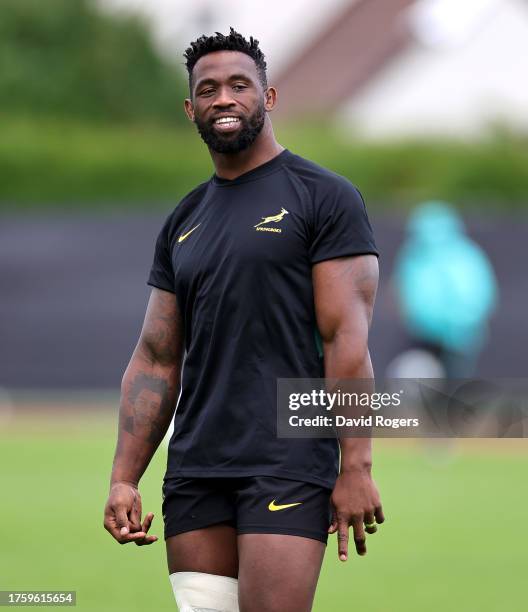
0, 0, 186, 123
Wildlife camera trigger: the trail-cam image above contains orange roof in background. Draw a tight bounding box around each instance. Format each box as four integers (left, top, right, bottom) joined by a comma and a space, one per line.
273, 0, 416, 117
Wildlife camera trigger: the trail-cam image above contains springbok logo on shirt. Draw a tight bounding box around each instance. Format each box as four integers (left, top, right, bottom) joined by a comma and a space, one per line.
254, 207, 289, 233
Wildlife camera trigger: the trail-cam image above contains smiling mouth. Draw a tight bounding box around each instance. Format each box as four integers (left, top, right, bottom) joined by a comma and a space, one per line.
213, 116, 241, 131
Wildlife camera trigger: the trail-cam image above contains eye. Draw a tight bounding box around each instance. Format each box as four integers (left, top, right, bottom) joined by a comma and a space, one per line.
233, 84, 247, 92
199, 88, 215, 97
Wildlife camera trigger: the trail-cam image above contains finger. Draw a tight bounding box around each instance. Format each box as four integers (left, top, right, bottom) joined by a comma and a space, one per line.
328, 509, 338, 534
141, 512, 154, 534
352, 517, 367, 556
114, 507, 131, 536
119, 530, 147, 544
134, 513, 158, 546
337, 517, 349, 562
129, 508, 142, 532
375, 506, 385, 524
364, 511, 377, 535
135, 534, 159, 547
106, 522, 147, 543
104, 517, 124, 542
129, 496, 143, 532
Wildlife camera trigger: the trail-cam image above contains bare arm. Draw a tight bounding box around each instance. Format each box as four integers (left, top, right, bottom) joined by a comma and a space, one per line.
112, 287, 183, 485
313, 254, 384, 560
104, 287, 184, 545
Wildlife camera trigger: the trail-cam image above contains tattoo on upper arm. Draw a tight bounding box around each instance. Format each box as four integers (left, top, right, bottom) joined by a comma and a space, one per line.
120, 289, 183, 444
140, 289, 184, 366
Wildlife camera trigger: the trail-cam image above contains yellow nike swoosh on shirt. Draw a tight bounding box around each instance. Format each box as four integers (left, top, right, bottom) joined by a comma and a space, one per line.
268, 499, 303, 512
178, 223, 201, 243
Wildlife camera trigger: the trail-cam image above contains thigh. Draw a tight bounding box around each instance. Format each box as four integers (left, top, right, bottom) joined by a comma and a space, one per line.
166, 524, 238, 577
163, 477, 238, 577
235, 476, 332, 611
237, 533, 325, 612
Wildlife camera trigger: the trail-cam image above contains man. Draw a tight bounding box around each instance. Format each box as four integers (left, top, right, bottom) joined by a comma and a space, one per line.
104, 29, 384, 612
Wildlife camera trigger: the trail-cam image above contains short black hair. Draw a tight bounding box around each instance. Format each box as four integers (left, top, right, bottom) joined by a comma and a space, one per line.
184, 28, 268, 92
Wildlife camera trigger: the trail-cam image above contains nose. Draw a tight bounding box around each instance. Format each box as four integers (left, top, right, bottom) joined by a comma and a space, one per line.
212, 85, 236, 109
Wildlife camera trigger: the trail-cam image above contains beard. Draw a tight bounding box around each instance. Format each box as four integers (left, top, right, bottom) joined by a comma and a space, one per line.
194, 101, 266, 154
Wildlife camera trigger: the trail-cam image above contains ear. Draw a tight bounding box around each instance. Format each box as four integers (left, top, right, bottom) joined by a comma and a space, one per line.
184, 98, 195, 122
264, 87, 277, 112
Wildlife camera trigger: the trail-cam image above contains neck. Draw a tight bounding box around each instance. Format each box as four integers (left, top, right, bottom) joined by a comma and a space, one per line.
210, 117, 284, 181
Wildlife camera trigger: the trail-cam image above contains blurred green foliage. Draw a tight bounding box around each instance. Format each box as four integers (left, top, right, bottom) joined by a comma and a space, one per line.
0, 1, 526, 211
280, 123, 528, 212
0, 0, 185, 123
1, 117, 527, 211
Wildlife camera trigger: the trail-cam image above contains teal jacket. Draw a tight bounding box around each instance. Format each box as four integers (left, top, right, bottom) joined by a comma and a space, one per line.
394, 202, 497, 354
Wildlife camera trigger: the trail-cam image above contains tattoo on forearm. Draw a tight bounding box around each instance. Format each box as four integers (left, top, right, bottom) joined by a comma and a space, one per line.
122, 372, 175, 444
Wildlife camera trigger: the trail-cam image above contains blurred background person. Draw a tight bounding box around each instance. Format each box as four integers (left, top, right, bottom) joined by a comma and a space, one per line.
387, 201, 498, 379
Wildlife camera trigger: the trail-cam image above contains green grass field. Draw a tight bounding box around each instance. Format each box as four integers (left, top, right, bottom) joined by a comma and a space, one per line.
1, 400, 527, 611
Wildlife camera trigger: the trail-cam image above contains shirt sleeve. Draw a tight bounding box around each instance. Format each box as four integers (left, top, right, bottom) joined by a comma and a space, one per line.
147, 215, 176, 293
309, 179, 378, 264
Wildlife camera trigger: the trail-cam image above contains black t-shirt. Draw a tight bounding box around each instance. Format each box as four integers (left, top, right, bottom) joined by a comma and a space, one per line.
148, 149, 378, 489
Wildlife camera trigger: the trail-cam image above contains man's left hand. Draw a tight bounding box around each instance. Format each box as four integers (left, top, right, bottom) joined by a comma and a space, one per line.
328, 469, 385, 560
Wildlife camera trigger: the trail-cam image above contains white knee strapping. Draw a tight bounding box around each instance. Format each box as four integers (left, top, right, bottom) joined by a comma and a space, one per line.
169, 571, 239, 612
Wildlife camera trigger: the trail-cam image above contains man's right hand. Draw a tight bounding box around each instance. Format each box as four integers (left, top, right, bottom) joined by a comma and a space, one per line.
103, 482, 158, 546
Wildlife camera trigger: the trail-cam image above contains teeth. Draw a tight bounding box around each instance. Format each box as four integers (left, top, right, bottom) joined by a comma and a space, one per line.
215, 117, 239, 124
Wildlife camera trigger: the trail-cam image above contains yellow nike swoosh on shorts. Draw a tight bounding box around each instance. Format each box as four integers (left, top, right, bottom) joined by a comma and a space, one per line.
268, 499, 303, 512
178, 223, 201, 243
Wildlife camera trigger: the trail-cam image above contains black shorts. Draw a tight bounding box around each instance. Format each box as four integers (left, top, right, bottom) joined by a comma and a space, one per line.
162, 475, 333, 544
